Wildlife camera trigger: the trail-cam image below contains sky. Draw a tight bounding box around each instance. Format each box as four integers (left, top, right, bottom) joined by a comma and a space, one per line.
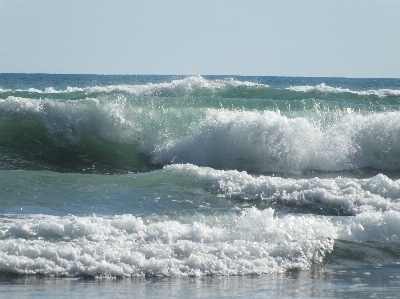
1, 0, 399, 78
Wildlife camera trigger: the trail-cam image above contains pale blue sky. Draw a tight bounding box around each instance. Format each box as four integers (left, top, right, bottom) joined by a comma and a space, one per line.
1, 0, 399, 77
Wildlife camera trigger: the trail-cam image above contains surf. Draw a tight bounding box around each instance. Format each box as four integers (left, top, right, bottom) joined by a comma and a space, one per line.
1, 86, 400, 174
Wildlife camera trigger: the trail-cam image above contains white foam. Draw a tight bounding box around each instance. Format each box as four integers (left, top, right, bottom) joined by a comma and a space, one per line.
0, 210, 336, 277
107, 75, 264, 96
339, 210, 400, 242
8, 76, 265, 96
287, 83, 400, 97
2, 206, 399, 278
153, 109, 400, 173
165, 164, 400, 215
5, 79, 400, 98
0, 96, 43, 114
288, 83, 353, 94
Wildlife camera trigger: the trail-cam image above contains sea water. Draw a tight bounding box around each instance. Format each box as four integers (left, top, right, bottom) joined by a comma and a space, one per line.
0, 74, 400, 298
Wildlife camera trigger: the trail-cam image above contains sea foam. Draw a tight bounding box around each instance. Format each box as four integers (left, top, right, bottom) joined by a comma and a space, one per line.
1, 205, 399, 277
0, 209, 335, 277
287, 83, 400, 97
154, 109, 400, 173
165, 164, 400, 215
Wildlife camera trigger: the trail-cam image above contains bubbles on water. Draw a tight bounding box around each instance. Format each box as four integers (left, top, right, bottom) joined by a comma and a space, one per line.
166, 164, 400, 216
0, 209, 336, 277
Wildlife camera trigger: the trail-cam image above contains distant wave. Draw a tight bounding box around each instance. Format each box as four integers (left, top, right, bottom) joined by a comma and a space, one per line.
0, 76, 266, 97
287, 83, 400, 97
2, 78, 399, 99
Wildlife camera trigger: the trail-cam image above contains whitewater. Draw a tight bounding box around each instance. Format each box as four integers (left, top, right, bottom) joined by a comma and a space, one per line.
1, 73, 400, 298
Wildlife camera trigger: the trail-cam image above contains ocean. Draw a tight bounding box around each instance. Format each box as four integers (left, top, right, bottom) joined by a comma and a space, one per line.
0, 73, 400, 298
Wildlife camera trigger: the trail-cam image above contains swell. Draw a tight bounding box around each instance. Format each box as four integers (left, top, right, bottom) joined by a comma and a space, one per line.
1, 75, 399, 100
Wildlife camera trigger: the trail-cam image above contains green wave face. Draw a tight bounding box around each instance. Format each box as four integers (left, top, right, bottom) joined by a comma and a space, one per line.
1, 75, 400, 174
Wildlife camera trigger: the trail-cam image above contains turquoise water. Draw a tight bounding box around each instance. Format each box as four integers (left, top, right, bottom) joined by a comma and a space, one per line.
0, 74, 400, 297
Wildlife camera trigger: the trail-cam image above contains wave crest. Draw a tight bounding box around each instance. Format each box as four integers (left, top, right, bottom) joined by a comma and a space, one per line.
0, 76, 266, 97
166, 164, 400, 215
154, 110, 400, 173
287, 83, 400, 97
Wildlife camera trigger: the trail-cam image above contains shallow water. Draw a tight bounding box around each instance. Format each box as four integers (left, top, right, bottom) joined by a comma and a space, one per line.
1, 266, 400, 298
